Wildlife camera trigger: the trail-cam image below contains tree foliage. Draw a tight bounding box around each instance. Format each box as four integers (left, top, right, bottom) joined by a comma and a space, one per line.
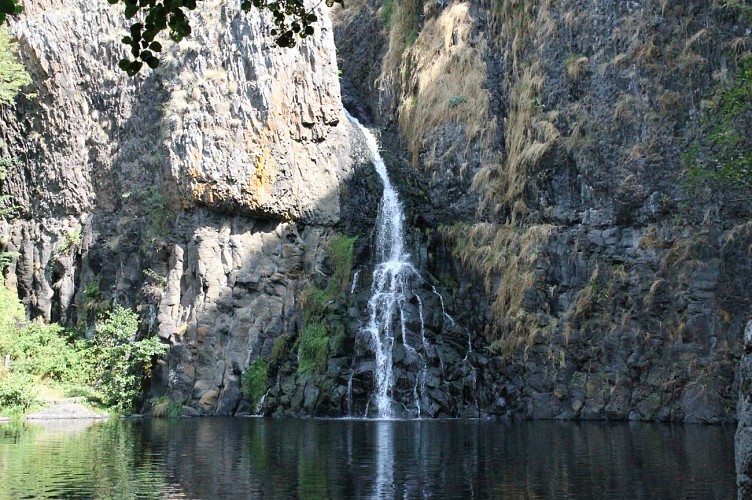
0, 0, 21, 27
0, 286, 167, 415
0, 26, 30, 104
92, 306, 167, 412
108, 0, 342, 76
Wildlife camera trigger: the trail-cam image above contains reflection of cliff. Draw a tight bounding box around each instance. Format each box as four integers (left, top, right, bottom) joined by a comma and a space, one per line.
146, 419, 736, 498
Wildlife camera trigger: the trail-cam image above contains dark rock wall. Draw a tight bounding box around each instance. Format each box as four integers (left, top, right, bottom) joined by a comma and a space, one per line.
332, 0, 752, 423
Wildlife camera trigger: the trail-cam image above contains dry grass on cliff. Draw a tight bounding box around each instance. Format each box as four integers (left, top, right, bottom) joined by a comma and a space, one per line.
441, 222, 554, 342
468, 0, 561, 219
379, 1, 492, 167
473, 64, 560, 219
397, 2, 492, 166
567, 263, 627, 329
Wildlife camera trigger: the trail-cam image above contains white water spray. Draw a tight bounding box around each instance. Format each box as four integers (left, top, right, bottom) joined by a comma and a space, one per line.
346, 110, 426, 419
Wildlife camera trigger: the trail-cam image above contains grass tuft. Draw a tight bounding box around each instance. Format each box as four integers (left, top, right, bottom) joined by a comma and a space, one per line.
297, 323, 329, 374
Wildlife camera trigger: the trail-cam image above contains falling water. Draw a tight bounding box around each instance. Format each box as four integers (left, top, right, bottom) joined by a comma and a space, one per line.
346, 110, 425, 419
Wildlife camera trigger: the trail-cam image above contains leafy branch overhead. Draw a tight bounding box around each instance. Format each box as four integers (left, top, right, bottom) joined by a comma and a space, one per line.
108, 0, 343, 76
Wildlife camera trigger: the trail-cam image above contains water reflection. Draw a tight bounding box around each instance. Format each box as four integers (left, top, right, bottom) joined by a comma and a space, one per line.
0, 418, 736, 498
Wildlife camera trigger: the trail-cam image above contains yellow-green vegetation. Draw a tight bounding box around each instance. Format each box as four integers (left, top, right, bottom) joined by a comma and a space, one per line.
242, 358, 270, 404
150, 395, 182, 418
0, 287, 166, 416
0, 26, 31, 105
299, 285, 331, 323
293, 234, 355, 373
380, 0, 396, 27
270, 334, 289, 362
297, 323, 329, 374
299, 234, 356, 324
57, 227, 82, 254
441, 222, 554, 346
327, 234, 357, 295
82, 280, 109, 316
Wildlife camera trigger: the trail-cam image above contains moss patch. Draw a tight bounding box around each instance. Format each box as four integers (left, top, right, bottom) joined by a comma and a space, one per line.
297, 323, 329, 375
242, 358, 270, 404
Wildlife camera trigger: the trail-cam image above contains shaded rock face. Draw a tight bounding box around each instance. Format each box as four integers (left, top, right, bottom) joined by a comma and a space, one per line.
737, 321, 752, 499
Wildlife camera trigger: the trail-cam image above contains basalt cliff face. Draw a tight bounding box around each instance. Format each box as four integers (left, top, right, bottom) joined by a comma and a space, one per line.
334, 0, 752, 423
1, 0, 361, 414
2, 0, 752, 459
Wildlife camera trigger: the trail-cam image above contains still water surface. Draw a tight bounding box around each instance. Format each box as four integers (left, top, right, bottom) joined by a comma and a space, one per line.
0, 418, 736, 499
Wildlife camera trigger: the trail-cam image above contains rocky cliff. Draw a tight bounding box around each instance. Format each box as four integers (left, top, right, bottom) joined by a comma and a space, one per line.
331, 0, 752, 424
0, 0, 360, 414
2, 0, 751, 444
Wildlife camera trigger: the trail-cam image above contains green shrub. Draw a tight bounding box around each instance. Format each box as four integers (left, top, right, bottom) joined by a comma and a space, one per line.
0, 285, 23, 336
242, 358, 269, 404
0, 371, 36, 415
6, 323, 91, 384
0, 287, 166, 415
685, 55, 752, 192
300, 285, 331, 322
0, 27, 32, 106
297, 323, 329, 374
83, 280, 109, 315
92, 306, 167, 412
150, 395, 182, 418
328, 235, 357, 295
381, 0, 395, 27
58, 227, 81, 254
271, 334, 289, 363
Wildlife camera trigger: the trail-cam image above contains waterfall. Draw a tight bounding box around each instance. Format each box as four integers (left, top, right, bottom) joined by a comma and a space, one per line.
346, 110, 425, 419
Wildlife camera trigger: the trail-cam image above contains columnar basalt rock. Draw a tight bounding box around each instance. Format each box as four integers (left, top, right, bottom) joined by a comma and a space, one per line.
0, 0, 357, 414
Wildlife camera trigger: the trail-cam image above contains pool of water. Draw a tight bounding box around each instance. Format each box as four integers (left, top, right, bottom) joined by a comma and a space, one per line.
0, 418, 736, 498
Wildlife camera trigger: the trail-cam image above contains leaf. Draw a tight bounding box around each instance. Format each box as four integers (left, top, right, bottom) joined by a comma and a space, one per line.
124, 4, 139, 18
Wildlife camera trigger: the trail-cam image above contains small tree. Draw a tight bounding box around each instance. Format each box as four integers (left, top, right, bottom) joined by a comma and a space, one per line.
92, 306, 166, 412
0, 26, 30, 105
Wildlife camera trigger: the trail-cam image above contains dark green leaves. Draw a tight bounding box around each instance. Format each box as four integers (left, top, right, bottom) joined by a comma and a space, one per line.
108, 0, 336, 75
0, 0, 22, 25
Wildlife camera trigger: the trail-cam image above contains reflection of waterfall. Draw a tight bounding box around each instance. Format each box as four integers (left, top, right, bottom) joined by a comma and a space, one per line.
346, 111, 427, 419
374, 421, 394, 498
